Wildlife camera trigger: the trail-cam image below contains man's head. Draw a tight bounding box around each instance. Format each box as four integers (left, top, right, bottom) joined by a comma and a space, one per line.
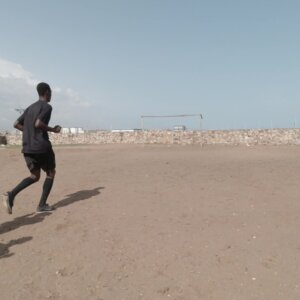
37, 82, 52, 102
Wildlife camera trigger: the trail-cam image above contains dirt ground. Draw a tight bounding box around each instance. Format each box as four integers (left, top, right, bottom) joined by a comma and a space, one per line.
1, 144, 300, 300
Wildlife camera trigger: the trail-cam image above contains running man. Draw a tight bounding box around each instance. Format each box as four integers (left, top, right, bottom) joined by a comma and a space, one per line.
3, 82, 61, 214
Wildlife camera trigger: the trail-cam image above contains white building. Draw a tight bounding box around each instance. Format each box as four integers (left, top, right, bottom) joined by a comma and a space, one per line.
61, 127, 85, 134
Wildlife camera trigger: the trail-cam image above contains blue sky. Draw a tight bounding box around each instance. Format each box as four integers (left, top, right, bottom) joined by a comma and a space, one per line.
0, 0, 300, 130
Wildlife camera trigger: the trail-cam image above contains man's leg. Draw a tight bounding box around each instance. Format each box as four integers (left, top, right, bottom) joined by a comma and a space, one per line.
37, 169, 55, 212
3, 170, 40, 214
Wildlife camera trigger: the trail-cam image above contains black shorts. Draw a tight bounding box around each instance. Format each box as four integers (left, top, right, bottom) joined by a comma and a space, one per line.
24, 149, 56, 172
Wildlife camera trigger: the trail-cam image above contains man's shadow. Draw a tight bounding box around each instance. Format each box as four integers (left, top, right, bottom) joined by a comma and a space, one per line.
0, 187, 104, 235
54, 186, 104, 209
0, 236, 32, 259
0, 213, 51, 235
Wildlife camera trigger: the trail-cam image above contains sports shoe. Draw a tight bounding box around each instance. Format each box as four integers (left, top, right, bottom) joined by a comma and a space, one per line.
2, 192, 13, 214
36, 204, 55, 213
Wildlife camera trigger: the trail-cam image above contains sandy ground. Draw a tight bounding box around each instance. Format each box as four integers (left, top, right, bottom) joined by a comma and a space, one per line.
1, 144, 300, 300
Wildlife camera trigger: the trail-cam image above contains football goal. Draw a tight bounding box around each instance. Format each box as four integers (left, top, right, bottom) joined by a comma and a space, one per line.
140, 114, 203, 130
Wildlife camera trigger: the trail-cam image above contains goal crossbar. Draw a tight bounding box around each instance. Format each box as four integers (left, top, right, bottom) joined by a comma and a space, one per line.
140, 114, 203, 130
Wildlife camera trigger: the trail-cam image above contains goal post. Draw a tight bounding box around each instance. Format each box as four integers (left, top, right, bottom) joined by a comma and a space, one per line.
140, 114, 203, 131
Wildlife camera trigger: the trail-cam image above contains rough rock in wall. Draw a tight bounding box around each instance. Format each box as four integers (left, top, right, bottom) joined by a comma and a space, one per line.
0, 135, 7, 145
6, 129, 300, 146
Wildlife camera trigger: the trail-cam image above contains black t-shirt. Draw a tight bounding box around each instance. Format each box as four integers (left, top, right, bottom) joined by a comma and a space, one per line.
18, 100, 53, 153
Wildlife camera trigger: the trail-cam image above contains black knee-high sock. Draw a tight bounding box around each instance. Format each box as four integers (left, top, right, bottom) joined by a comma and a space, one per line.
39, 177, 54, 207
10, 177, 36, 205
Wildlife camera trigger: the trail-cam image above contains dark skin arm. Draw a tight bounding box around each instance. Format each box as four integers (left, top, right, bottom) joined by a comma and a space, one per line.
14, 120, 24, 132
35, 119, 61, 133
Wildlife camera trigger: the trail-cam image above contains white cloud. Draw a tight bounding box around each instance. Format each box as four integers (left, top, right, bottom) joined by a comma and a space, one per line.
0, 58, 38, 86
53, 87, 62, 93
65, 88, 91, 107
0, 58, 91, 130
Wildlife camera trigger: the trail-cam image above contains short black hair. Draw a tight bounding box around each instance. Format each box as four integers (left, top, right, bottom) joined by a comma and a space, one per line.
36, 82, 51, 96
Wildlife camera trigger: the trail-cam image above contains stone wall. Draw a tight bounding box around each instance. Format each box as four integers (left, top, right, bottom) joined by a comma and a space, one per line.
5, 129, 300, 146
